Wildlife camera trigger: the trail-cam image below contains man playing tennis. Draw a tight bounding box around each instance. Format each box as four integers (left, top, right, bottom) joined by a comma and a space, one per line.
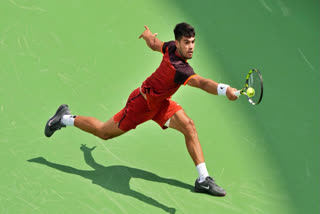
45, 23, 238, 196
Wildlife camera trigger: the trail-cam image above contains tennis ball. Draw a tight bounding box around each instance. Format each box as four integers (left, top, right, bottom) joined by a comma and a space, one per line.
246, 87, 255, 97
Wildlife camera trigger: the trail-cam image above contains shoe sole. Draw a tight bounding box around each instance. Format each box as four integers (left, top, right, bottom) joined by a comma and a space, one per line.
195, 187, 226, 196
195, 185, 226, 197
44, 104, 70, 137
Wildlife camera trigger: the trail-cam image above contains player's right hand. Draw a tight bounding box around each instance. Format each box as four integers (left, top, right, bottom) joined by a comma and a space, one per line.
226, 87, 238, 101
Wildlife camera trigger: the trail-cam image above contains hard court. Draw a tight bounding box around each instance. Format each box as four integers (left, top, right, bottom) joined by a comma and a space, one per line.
0, 0, 319, 213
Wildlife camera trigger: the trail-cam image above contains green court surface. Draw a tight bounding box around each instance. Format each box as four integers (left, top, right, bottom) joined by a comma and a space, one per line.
1, 0, 319, 213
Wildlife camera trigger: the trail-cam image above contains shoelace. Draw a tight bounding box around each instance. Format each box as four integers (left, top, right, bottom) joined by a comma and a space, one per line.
207, 176, 216, 183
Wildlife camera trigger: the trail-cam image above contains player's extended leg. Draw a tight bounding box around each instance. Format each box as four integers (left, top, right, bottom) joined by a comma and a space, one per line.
44, 104, 126, 140
169, 109, 226, 196
74, 116, 125, 140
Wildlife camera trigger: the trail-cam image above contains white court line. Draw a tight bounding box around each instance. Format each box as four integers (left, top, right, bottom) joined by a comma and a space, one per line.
298, 48, 315, 71
16, 196, 40, 210
9, 0, 46, 12
96, 138, 130, 165
277, 0, 290, 16
259, 0, 273, 13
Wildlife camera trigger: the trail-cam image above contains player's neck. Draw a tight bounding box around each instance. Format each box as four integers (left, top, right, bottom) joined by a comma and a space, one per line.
175, 49, 187, 62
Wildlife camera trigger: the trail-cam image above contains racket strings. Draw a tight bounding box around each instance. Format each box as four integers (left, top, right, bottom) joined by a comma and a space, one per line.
248, 72, 262, 104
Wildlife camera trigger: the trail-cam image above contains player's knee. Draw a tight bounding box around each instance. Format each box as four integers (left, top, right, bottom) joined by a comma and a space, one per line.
99, 134, 110, 140
184, 118, 196, 136
103, 135, 113, 140
96, 126, 113, 141
98, 132, 116, 140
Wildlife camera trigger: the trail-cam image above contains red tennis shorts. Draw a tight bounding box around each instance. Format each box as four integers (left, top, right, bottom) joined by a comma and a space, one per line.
113, 88, 182, 132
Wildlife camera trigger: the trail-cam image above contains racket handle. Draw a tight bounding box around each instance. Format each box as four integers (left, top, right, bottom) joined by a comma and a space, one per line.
234, 90, 241, 97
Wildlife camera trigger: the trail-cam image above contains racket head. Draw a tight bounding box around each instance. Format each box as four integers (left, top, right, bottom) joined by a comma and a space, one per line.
244, 69, 263, 105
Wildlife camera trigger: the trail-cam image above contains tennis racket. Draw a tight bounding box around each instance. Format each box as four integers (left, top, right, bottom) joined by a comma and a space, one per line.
234, 69, 264, 105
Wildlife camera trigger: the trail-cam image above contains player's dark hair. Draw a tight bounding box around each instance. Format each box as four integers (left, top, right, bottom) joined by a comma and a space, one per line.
174, 22, 195, 41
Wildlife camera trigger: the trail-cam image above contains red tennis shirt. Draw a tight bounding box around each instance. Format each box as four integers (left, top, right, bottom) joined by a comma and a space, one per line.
141, 41, 197, 109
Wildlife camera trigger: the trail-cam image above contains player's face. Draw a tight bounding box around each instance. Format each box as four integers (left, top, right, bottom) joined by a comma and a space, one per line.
175, 36, 195, 60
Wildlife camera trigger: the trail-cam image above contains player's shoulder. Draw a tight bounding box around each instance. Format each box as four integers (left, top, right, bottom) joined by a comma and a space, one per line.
171, 55, 194, 72
175, 60, 193, 71
162, 41, 176, 54
164, 40, 175, 48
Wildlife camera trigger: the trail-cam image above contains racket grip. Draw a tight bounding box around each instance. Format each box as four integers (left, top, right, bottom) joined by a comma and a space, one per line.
234, 90, 241, 96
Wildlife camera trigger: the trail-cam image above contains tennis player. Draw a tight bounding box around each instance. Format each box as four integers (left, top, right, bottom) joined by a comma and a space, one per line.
45, 23, 238, 196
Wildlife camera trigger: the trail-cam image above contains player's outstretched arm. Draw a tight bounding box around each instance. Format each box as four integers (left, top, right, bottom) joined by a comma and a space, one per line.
138, 25, 163, 52
187, 75, 238, 101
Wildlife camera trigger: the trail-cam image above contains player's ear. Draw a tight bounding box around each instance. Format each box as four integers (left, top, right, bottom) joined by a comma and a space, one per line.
175, 40, 180, 49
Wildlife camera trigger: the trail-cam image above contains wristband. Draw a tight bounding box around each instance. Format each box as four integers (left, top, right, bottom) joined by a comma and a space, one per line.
217, 83, 230, 96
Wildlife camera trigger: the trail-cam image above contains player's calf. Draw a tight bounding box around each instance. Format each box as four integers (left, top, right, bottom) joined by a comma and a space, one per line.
74, 117, 126, 140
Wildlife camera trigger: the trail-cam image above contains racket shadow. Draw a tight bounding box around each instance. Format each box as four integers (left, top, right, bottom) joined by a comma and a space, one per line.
28, 144, 193, 214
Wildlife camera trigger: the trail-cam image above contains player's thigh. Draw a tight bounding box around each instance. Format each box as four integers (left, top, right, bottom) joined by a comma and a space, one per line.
169, 109, 195, 135
101, 117, 126, 139
152, 99, 182, 129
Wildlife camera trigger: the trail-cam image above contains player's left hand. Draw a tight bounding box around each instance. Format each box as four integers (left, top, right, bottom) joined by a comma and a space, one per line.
138, 25, 158, 40
226, 87, 238, 101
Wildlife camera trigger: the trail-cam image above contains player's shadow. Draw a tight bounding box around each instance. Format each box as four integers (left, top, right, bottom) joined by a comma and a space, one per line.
28, 144, 194, 214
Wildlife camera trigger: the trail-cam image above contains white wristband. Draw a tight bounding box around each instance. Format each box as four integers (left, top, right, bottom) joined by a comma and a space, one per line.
217, 83, 230, 96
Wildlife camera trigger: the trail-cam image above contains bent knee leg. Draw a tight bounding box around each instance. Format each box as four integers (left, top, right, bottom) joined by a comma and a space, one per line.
182, 118, 197, 137
99, 134, 113, 141
93, 125, 109, 140
96, 120, 125, 140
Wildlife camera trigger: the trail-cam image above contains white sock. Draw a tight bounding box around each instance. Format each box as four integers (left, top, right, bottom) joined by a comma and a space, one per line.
61, 115, 76, 126
196, 162, 209, 183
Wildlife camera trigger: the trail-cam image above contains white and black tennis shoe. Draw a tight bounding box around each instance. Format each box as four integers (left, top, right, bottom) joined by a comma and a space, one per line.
195, 176, 226, 196
44, 104, 70, 137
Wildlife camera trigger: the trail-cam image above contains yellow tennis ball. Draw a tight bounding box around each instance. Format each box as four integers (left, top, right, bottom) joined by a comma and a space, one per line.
246, 87, 255, 97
